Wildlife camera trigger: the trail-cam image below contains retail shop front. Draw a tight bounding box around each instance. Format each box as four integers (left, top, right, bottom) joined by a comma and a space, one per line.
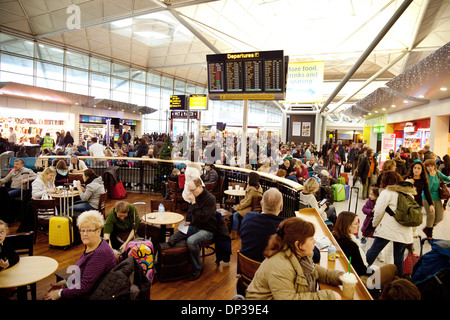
392, 119, 430, 152
0, 106, 73, 155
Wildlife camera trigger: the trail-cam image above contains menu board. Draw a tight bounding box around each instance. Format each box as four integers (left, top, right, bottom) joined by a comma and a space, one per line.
207, 50, 286, 100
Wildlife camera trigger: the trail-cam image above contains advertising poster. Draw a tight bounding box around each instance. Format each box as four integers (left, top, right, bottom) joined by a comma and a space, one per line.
302, 122, 311, 137
380, 133, 396, 169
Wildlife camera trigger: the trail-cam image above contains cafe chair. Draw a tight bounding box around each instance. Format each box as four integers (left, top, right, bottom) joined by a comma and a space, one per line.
5, 231, 36, 300
236, 251, 261, 297
31, 198, 58, 243
97, 192, 108, 218
167, 180, 187, 211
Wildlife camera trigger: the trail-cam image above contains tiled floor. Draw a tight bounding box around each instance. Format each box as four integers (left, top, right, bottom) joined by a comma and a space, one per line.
332, 174, 450, 266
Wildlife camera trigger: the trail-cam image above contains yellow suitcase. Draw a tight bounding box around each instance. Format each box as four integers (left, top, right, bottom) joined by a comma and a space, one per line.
49, 216, 73, 249
49, 186, 74, 249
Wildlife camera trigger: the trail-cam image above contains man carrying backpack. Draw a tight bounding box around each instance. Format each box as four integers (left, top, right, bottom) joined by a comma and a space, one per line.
366, 176, 418, 277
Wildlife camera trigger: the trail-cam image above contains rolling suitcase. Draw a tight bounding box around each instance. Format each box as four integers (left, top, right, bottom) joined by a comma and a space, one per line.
157, 240, 190, 282
340, 172, 349, 185
337, 176, 346, 185
332, 184, 345, 202
125, 202, 155, 283
49, 185, 75, 249
348, 186, 359, 213
344, 184, 350, 200
16, 172, 34, 232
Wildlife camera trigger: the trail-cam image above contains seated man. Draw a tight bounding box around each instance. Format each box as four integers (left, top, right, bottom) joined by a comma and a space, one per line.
169, 177, 217, 281
0, 158, 37, 199
239, 188, 285, 262
239, 187, 320, 264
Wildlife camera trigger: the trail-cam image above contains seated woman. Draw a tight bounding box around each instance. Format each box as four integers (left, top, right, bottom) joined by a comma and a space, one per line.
246, 217, 344, 300
279, 158, 298, 182
300, 178, 337, 224
333, 211, 397, 289
230, 172, 263, 239
103, 201, 160, 258
68, 155, 88, 173
44, 210, 117, 300
31, 166, 57, 199
54, 159, 69, 186
71, 169, 105, 214
294, 160, 309, 184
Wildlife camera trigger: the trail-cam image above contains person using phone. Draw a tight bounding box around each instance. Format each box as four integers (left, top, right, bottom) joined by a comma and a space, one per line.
300, 178, 337, 224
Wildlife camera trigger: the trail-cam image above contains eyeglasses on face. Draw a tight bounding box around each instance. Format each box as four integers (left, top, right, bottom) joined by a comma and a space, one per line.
79, 228, 99, 234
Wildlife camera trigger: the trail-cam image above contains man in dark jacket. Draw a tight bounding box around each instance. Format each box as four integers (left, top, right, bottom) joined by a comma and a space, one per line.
169, 177, 217, 281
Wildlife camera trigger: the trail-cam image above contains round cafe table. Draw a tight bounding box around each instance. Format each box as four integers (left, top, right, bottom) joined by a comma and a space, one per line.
143, 211, 185, 243
0, 256, 59, 300
224, 189, 246, 197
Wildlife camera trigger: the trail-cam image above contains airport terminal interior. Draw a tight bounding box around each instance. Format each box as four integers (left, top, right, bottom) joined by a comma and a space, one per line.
0, 0, 449, 304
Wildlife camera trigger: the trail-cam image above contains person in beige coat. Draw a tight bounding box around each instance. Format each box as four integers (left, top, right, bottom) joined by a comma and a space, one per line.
230, 172, 263, 239
246, 217, 344, 300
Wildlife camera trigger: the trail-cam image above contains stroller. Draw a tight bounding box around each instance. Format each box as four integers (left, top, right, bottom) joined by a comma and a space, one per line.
411, 239, 450, 300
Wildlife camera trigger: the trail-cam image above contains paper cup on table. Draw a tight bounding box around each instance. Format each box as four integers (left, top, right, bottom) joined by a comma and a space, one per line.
240, 187, 244, 190
235, 185, 239, 190
228, 186, 233, 190
341, 272, 358, 300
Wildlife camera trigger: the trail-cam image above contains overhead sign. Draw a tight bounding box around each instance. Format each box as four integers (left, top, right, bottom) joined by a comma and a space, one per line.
206, 50, 287, 100
171, 111, 199, 120
284, 61, 324, 103
170, 95, 186, 110
189, 94, 208, 110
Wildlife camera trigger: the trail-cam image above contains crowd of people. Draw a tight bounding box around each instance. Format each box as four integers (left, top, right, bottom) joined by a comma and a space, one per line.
1, 127, 449, 301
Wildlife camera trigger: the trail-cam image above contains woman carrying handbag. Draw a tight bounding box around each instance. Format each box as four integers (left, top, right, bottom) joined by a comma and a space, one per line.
422, 159, 450, 239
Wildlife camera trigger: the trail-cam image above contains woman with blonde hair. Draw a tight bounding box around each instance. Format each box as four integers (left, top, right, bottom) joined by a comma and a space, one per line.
246, 217, 344, 300
300, 178, 337, 224
45, 210, 116, 300
32, 166, 57, 199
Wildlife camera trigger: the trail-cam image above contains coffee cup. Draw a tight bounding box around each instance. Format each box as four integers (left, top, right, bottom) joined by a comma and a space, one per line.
228, 186, 233, 190
341, 272, 357, 300
240, 187, 244, 190
235, 185, 240, 190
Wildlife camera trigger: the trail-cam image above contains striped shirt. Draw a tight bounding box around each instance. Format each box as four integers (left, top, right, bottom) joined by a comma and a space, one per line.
61, 239, 117, 299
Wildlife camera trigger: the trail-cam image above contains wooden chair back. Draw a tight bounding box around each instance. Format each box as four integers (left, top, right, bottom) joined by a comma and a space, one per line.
236, 251, 261, 296
97, 192, 108, 217
250, 195, 262, 213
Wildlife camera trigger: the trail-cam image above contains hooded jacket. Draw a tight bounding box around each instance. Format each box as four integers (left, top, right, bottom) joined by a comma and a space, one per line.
372, 183, 417, 244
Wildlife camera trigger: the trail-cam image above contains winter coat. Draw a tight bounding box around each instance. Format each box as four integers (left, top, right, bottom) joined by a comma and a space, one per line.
299, 192, 327, 221
372, 183, 416, 244
31, 174, 56, 199
357, 156, 378, 184
361, 198, 376, 237
246, 247, 343, 300
233, 185, 263, 217
79, 176, 105, 209
88, 256, 150, 300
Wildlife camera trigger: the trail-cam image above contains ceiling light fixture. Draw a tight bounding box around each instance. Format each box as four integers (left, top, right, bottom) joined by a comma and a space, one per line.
391, 104, 396, 108
440, 87, 448, 91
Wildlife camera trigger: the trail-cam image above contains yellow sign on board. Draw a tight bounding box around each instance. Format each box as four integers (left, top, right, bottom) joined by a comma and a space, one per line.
285, 61, 324, 103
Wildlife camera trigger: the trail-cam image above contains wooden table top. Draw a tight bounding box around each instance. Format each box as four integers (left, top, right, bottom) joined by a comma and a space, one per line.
296, 208, 373, 300
143, 212, 185, 226
0, 256, 59, 288
224, 189, 246, 197
49, 190, 80, 198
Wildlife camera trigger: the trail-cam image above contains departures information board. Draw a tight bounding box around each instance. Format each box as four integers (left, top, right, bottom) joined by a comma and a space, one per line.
207, 50, 286, 100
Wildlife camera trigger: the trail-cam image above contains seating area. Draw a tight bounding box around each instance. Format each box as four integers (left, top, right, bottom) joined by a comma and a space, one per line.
2, 153, 450, 302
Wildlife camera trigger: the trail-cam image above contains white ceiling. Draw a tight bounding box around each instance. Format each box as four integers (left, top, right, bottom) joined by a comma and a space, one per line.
0, 0, 449, 121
